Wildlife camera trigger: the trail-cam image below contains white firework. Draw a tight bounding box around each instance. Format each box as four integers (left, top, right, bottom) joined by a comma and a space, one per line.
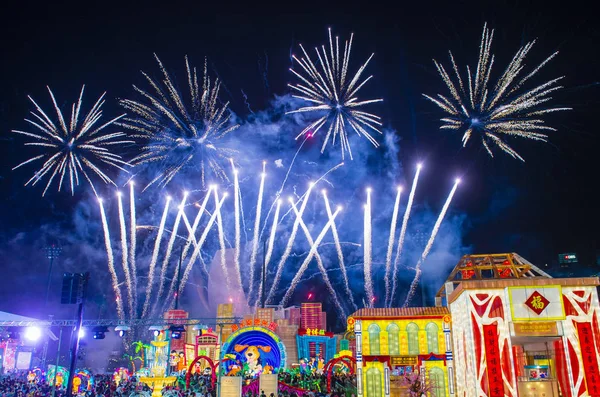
12, 86, 131, 196
424, 23, 570, 161
120, 55, 239, 190
287, 28, 383, 160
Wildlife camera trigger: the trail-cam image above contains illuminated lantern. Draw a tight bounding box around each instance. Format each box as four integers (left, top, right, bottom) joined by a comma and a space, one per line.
499, 259, 512, 278
461, 261, 475, 279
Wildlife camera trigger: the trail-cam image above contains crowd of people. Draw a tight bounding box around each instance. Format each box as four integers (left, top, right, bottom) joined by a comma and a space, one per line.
0, 371, 154, 397
0, 369, 357, 397
277, 372, 356, 397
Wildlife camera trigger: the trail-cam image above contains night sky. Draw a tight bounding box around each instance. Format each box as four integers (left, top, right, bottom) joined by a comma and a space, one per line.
0, 2, 598, 323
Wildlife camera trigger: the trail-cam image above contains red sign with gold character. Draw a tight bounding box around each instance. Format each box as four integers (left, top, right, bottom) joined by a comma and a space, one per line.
231, 319, 277, 333
483, 324, 504, 397
577, 322, 600, 396
524, 291, 550, 315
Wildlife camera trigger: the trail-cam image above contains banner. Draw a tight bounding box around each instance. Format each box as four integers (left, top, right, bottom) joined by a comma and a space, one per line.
220, 376, 242, 397
15, 350, 32, 370
577, 322, 600, 397
483, 324, 504, 397
513, 322, 559, 337
390, 356, 418, 366
260, 374, 278, 397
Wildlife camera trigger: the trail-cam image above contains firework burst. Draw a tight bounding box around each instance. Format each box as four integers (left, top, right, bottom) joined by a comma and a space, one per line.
287, 28, 383, 160
424, 24, 570, 161
12, 86, 131, 196
120, 55, 239, 190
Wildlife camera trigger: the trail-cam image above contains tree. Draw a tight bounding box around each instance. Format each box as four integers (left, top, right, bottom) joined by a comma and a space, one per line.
132, 341, 151, 368
123, 353, 137, 373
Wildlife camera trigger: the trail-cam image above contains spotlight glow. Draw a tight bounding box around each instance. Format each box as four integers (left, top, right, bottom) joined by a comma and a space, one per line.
24, 327, 42, 342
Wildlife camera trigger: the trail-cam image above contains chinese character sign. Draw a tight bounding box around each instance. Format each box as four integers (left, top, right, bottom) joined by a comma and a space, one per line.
300, 328, 331, 337
230, 320, 278, 333
524, 291, 550, 316
483, 324, 504, 397
577, 322, 600, 397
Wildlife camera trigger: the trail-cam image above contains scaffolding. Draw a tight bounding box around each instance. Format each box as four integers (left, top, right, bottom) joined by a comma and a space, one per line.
0, 317, 240, 328
435, 253, 552, 305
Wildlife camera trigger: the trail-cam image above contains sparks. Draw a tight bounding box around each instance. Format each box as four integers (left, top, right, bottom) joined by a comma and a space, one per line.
119, 55, 239, 189
287, 199, 347, 320
323, 190, 357, 311
151, 193, 188, 315
403, 179, 461, 307
287, 29, 383, 160
363, 187, 374, 306
389, 165, 422, 306
98, 199, 125, 319
117, 191, 134, 318
384, 186, 402, 307
424, 23, 570, 161
12, 86, 132, 196
141, 196, 171, 318
248, 168, 266, 300
281, 206, 341, 307
266, 184, 315, 304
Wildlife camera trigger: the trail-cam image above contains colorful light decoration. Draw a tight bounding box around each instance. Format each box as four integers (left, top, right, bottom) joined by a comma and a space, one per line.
221, 326, 287, 376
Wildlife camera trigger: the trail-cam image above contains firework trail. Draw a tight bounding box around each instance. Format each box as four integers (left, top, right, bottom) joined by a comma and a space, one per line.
403, 179, 460, 307
384, 186, 402, 307
363, 188, 374, 306
390, 164, 422, 306
128, 182, 138, 315
98, 198, 125, 319
119, 56, 239, 189
117, 191, 134, 317
287, 28, 383, 159
231, 164, 243, 294
264, 199, 282, 273
424, 24, 570, 161
248, 163, 266, 301
163, 189, 215, 311
255, 198, 282, 307
141, 196, 171, 318
181, 189, 214, 274
177, 192, 228, 298
266, 183, 315, 304
259, 136, 309, 241
279, 162, 344, 222
323, 190, 357, 311
152, 193, 188, 314
213, 189, 232, 297
290, 197, 346, 319
281, 205, 341, 307
12, 86, 131, 196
